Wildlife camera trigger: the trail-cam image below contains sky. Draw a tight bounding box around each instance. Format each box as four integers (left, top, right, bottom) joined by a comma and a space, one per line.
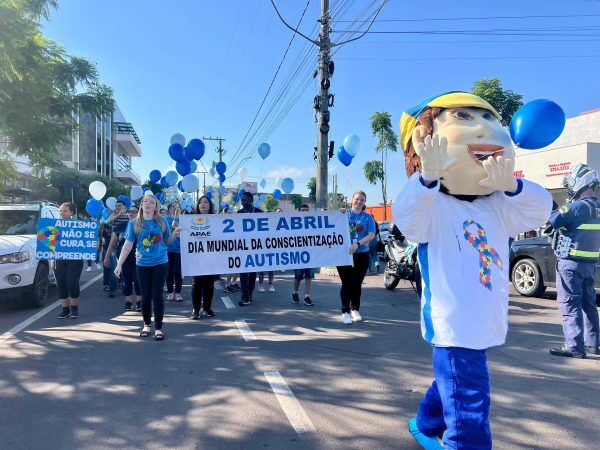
41, 0, 600, 205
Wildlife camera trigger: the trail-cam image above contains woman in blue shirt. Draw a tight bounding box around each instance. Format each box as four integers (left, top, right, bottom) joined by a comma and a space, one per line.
166, 202, 183, 302
115, 193, 180, 341
337, 191, 376, 325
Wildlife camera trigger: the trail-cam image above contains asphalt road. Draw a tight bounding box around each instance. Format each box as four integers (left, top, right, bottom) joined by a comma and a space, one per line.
0, 268, 599, 449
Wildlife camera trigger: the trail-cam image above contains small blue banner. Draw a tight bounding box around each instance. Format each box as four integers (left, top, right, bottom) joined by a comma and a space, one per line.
36, 218, 99, 261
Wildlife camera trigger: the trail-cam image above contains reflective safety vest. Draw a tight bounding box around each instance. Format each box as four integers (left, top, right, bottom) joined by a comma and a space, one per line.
550, 196, 600, 262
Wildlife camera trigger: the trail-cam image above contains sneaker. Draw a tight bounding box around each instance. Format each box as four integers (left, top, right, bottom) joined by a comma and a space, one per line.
95, 263, 102, 270
58, 308, 71, 319
238, 299, 252, 307
549, 346, 586, 359
136, 301, 142, 312
202, 309, 215, 317
166, 293, 174, 302
350, 310, 362, 322
86, 266, 92, 272
585, 346, 600, 355
258, 284, 266, 293
154, 329, 164, 341
409, 418, 443, 450
103, 285, 110, 291
125, 301, 133, 311
375, 263, 380, 272
190, 310, 200, 320
69, 306, 79, 319
342, 313, 352, 325
291, 292, 300, 304
269, 285, 275, 292
303, 296, 314, 307
175, 294, 183, 302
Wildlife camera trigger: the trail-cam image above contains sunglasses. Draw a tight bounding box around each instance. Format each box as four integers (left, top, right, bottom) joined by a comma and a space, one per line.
128, 210, 138, 214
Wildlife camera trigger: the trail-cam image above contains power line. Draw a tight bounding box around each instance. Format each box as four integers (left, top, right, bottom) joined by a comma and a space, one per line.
331, 13, 600, 22
336, 55, 600, 61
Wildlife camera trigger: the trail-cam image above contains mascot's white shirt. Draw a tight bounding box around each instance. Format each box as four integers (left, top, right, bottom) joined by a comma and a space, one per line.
393, 173, 552, 350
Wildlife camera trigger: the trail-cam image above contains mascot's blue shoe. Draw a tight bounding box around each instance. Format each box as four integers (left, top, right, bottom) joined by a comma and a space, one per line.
409, 418, 443, 450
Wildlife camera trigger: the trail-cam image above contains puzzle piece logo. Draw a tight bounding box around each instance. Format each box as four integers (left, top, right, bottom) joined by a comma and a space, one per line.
37, 226, 60, 251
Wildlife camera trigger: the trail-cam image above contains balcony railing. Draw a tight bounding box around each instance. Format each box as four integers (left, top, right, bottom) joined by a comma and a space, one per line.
114, 155, 141, 179
114, 122, 141, 144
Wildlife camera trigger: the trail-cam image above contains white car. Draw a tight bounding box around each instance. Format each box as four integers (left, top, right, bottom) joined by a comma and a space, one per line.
0, 202, 60, 306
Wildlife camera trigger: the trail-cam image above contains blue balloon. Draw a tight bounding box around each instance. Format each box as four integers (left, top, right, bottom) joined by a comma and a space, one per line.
177, 180, 184, 192
176, 159, 192, 176
160, 176, 170, 188
337, 146, 353, 167
258, 143, 271, 159
168, 143, 186, 162
164, 170, 179, 186
509, 99, 566, 150
156, 193, 165, 203
281, 177, 294, 194
187, 139, 205, 160
101, 208, 110, 220
189, 160, 198, 174
149, 170, 162, 183
260, 194, 267, 202
117, 195, 132, 208
233, 194, 240, 203
218, 174, 226, 183
143, 187, 151, 193
205, 191, 213, 199
216, 161, 227, 175
219, 186, 227, 195
86, 198, 104, 218
273, 189, 282, 200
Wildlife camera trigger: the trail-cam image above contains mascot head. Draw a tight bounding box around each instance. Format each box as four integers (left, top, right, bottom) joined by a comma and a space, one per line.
400, 91, 514, 196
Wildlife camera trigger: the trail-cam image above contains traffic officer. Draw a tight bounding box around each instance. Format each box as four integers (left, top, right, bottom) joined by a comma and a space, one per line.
549, 163, 600, 358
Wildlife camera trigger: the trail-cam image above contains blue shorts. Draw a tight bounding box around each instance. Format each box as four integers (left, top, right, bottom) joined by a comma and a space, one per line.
294, 268, 315, 280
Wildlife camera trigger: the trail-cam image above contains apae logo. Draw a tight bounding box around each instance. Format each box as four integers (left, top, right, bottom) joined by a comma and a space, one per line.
190, 216, 211, 237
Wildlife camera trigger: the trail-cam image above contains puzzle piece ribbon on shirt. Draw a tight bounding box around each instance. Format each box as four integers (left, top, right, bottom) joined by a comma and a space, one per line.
463, 219, 502, 291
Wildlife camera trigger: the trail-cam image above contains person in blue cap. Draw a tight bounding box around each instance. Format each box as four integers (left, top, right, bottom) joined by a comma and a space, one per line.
548, 163, 600, 358
394, 91, 554, 449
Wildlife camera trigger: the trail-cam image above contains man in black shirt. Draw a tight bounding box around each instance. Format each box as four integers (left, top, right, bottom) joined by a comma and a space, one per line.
237, 192, 262, 306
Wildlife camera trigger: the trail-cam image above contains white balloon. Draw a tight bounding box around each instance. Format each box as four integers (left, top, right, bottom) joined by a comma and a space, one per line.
89, 181, 107, 200
130, 186, 143, 201
343, 134, 361, 157
181, 174, 199, 193
239, 167, 248, 179
170, 133, 186, 147
106, 197, 117, 210
275, 177, 283, 188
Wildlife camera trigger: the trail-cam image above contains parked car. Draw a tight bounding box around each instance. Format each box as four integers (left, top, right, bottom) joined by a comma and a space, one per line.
0, 202, 60, 306
510, 229, 600, 298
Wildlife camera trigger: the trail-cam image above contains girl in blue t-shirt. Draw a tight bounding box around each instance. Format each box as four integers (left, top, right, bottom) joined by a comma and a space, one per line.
336, 191, 376, 325
166, 202, 183, 302
114, 193, 180, 341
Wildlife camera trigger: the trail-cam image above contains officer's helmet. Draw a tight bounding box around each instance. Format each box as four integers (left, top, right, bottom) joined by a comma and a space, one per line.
563, 163, 600, 200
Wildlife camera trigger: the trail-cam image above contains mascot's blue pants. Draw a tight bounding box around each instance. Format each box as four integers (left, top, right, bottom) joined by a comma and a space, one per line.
556, 259, 600, 352
416, 347, 492, 450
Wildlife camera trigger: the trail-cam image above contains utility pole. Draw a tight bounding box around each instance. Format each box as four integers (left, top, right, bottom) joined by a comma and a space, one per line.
315, 0, 331, 210
203, 136, 226, 209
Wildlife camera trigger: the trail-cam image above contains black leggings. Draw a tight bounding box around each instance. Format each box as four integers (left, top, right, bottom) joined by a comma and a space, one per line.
336, 252, 370, 313
166, 252, 183, 294
55, 260, 84, 299
122, 259, 140, 297
192, 275, 215, 311
136, 263, 168, 329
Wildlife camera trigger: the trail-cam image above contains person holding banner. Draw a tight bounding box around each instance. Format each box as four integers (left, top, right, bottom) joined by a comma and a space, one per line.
56, 202, 85, 319
191, 196, 217, 319
337, 191, 375, 325
114, 193, 180, 341
237, 192, 262, 307
166, 202, 184, 302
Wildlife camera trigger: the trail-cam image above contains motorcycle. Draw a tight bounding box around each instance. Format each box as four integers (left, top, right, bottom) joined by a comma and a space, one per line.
383, 224, 422, 296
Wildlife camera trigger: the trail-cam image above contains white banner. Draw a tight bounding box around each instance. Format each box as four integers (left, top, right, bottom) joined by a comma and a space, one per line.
179, 211, 352, 276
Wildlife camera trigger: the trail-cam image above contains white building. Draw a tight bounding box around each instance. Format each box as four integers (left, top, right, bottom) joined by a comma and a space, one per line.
514, 109, 600, 205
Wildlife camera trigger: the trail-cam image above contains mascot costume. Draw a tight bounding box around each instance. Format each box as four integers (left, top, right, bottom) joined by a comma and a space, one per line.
393, 92, 553, 449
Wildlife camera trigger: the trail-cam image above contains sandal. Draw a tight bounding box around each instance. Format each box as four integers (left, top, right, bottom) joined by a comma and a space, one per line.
140, 326, 151, 337
155, 329, 164, 341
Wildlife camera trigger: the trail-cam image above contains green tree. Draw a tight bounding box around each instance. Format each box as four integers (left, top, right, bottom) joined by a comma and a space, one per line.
289, 193, 303, 210
328, 192, 347, 210
264, 194, 279, 212
369, 111, 398, 219
471, 78, 523, 126
363, 160, 384, 206
0, 0, 114, 178
307, 177, 316, 203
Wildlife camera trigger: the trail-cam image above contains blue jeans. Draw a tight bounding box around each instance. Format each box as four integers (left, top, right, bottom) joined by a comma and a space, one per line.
102, 247, 117, 290
369, 236, 379, 272
417, 346, 492, 449
556, 259, 600, 352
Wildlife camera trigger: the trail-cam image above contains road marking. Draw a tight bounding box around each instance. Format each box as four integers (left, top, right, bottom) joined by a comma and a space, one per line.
264, 370, 316, 435
221, 296, 235, 309
0, 274, 103, 343
235, 320, 256, 341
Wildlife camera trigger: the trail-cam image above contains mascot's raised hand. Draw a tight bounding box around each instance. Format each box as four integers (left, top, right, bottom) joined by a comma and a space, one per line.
414, 129, 457, 183
479, 155, 518, 193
